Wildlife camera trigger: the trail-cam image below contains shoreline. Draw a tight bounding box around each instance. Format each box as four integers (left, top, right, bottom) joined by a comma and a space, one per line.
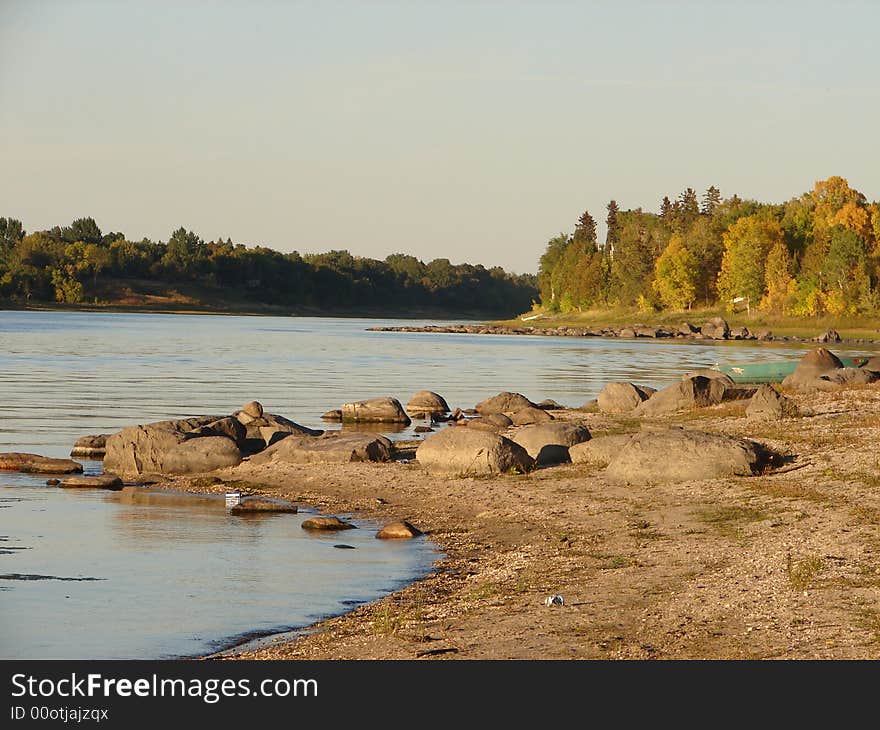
151, 373, 880, 659
368, 322, 880, 346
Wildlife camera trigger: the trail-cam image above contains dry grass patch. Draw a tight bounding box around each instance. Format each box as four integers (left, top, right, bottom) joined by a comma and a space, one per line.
786, 553, 824, 590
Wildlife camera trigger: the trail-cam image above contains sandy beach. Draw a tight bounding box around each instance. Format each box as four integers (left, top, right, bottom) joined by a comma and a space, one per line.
145, 381, 880, 661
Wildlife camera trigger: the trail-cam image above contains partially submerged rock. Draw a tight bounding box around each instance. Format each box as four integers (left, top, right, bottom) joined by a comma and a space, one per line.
377, 521, 422, 539
58, 475, 123, 490
104, 426, 241, 478
510, 422, 591, 465
301, 516, 355, 531
634, 376, 726, 417
321, 409, 343, 421
597, 382, 654, 414
248, 432, 393, 465
604, 428, 773, 483
406, 391, 449, 414
341, 397, 411, 424
474, 392, 536, 415
70, 434, 109, 459
416, 428, 535, 475
0, 453, 84, 474
230, 497, 297, 514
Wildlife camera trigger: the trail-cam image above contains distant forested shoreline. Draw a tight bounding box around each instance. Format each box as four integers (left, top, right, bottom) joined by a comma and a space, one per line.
538, 176, 880, 318
0, 217, 538, 318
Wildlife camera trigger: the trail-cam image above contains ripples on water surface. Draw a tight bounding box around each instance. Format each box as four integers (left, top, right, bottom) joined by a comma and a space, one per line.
0, 310, 873, 658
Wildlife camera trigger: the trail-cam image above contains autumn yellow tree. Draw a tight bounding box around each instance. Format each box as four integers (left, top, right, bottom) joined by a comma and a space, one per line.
716, 215, 785, 311
652, 234, 698, 310
760, 241, 795, 313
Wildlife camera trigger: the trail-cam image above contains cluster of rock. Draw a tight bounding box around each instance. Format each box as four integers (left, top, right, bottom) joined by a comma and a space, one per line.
368, 320, 870, 345
781, 349, 880, 392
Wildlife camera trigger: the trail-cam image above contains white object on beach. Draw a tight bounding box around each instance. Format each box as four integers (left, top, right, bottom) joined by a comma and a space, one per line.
225, 491, 242, 509
544, 594, 564, 606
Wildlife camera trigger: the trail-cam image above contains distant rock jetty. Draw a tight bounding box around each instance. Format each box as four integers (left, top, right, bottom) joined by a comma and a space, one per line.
368, 319, 875, 345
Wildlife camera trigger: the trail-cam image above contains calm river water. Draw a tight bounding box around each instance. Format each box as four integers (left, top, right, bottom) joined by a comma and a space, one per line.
0, 310, 872, 658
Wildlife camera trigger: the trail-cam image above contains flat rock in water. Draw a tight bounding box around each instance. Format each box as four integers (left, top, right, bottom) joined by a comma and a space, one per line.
604, 428, 771, 483
377, 521, 422, 539
301, 516, 355, 531
230, 497, 297, 514
0, 453, 84, 474
321, 409, 343, 421
416, 428, 535, 475
58, 475, 123, 490
248, 432, 392, 464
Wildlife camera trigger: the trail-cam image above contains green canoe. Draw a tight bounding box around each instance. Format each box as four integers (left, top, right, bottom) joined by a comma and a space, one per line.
713, 356, 871, 384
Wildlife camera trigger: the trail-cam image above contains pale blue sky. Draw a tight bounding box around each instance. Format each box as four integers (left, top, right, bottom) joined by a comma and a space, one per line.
1, 1, 877, 273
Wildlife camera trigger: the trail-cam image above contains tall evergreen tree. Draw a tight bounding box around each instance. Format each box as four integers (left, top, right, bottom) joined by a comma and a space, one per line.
573, 210, 598, 252
701, 186, 722, 215
660, 196, 674, 224
605, 200, 620, 257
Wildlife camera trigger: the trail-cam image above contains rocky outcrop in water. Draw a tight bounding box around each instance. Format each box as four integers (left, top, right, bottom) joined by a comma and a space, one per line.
0, 453, 83, 474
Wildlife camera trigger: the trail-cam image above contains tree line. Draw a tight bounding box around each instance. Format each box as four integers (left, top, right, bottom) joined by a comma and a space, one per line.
539, 176, 880, 317
0, 218, 538, 317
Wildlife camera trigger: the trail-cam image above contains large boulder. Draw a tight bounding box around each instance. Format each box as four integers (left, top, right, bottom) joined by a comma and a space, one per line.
746, 384, 799, 420
604, 429, 771, 483
789, 348, 843, 379
416, 428, 535, 475
161, 436, 243, 475
341, 397, 411, 424
597, 382, 654, 414
70, 434, 109, 459
781, 348, 846, 392
103, 425, 190, 478
406, 391, 450, 414
510, 423, 591, 465
634, 376, 726, 417
569, 435, 634, 466
248, 432, 393, 465
0, 453, 84, 474
475, 392, 536, 415
700, 316, 730, 340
